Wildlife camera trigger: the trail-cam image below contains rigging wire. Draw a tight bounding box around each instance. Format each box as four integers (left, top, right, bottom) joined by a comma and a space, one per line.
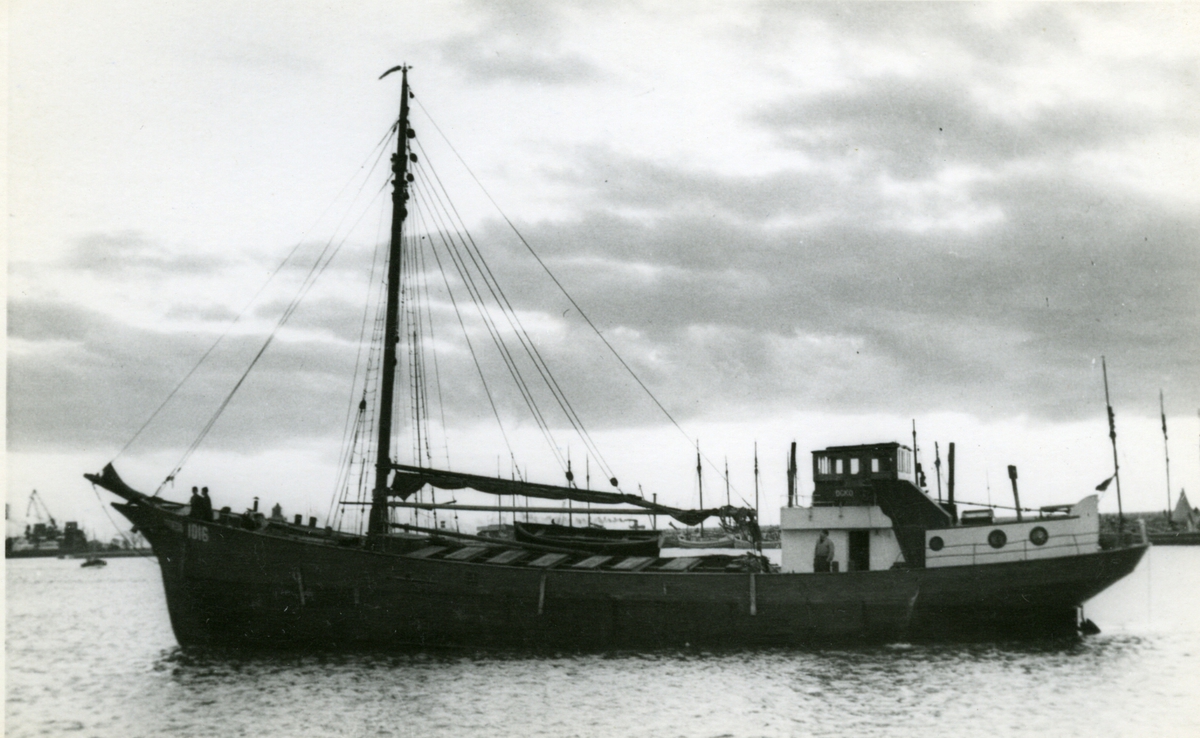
159, 178, 392, 491
329, 165, 393, 530
412, 179, 565, 469
412, 151, 619, 485
115, 126, 399, 468
88, 484, 143, 551
413, 99, 750, 507
411, 181, 567, 473
405, 228, 448, 468
399, 221, 442, 530
415, 233, 453, 470
410, 229, 457, 530
410, 201, 521, 473
335, 213, 392, 531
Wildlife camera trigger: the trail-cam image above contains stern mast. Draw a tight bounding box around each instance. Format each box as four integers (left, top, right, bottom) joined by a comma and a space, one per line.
370, 65, 414, 538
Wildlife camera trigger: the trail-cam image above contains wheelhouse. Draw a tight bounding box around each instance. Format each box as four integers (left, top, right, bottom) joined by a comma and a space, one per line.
783, 440, 1104, 574
812, 442, 914, 507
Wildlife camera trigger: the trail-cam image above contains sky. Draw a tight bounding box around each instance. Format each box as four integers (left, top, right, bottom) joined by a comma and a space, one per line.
7, 1, 1200, 539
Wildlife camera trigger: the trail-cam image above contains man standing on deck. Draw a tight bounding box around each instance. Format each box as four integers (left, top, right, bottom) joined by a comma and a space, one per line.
189, 487, 203, 519
813, 530, 834, 572
200, 487, 213, 520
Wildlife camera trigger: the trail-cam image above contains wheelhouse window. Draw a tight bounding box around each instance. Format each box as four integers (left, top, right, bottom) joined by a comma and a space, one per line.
817, 456, 831, 475
897, 448, 912, 474
850, 458, 860, 475
834, 458, 844, 475
870, 458, 880, 473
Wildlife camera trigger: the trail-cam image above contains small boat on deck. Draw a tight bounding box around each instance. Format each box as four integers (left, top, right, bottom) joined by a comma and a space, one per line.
669, 535, 735, 549
81, 556, 107, 568
513, 521, 662, 557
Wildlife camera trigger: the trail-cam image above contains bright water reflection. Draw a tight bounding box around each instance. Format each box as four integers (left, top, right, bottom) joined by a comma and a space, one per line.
7, 549, 1200, 738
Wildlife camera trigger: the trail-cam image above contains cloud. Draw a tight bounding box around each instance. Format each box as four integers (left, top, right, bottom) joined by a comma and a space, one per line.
437, 0, 603, 85
10, 135, 1198, 463
8, 298, 104, 343
450, 136, 1199, 421
756, 76, 1146, 180
7, 297, 363, 454
7, 2, 1198, 469
440, 39, 601, 86
67, 231, 229, 275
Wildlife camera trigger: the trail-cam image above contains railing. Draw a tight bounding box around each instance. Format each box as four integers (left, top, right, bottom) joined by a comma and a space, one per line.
933, 531, 1099, 567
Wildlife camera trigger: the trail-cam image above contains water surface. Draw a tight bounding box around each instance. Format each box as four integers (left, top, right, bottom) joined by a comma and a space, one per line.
7, 548, 1199, 737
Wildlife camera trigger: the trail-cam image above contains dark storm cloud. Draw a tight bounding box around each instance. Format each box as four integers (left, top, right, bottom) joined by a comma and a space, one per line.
459, 130, 1199, 422
7, 297, 363, 453
6, 225, 396, 454
11, 142, 1196, 457
8, 3, 1197, 459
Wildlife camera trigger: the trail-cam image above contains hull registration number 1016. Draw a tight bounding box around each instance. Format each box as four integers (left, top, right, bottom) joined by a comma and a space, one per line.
187, 524, 209, 542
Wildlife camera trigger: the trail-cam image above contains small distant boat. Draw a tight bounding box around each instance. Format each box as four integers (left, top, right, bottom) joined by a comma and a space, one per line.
81, 556, 107, 568
1153, 490, 1200, 544
1147, 531, 1200, 546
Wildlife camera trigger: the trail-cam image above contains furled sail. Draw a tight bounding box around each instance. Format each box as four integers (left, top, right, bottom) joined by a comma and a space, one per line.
389, 464, 755, 529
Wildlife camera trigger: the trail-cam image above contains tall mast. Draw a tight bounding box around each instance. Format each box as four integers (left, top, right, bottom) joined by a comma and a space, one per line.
1161, 390, 1172, 520
696, 442, 704, 535
724, 457, 730, 507
912, 420, 920, 487
753, 442, 759, 523
370, 65, 414, 538
1101, 357, 1124, 542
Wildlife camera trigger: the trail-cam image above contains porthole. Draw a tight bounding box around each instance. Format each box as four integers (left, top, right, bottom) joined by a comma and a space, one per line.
988, 529, 1007, 549
928, 536, 944, 551
1029, 527, 1049, 546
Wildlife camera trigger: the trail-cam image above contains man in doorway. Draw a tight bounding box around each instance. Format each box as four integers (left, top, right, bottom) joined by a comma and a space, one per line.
813, 530, 834, 572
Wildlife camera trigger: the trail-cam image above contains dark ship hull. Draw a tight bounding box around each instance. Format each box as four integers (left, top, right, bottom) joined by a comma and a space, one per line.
109, 487, 1145, 651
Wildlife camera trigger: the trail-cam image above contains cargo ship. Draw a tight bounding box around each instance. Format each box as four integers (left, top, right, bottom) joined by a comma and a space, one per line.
86, 67, 1145, 650
6, 491, 90, 559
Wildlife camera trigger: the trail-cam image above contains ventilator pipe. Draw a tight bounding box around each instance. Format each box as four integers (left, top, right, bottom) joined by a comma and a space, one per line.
1007, 465, 1023, 522
947, 442, 957, 523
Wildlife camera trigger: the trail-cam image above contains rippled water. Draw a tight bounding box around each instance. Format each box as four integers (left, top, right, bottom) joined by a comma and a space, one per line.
7, 548, 1200, 738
